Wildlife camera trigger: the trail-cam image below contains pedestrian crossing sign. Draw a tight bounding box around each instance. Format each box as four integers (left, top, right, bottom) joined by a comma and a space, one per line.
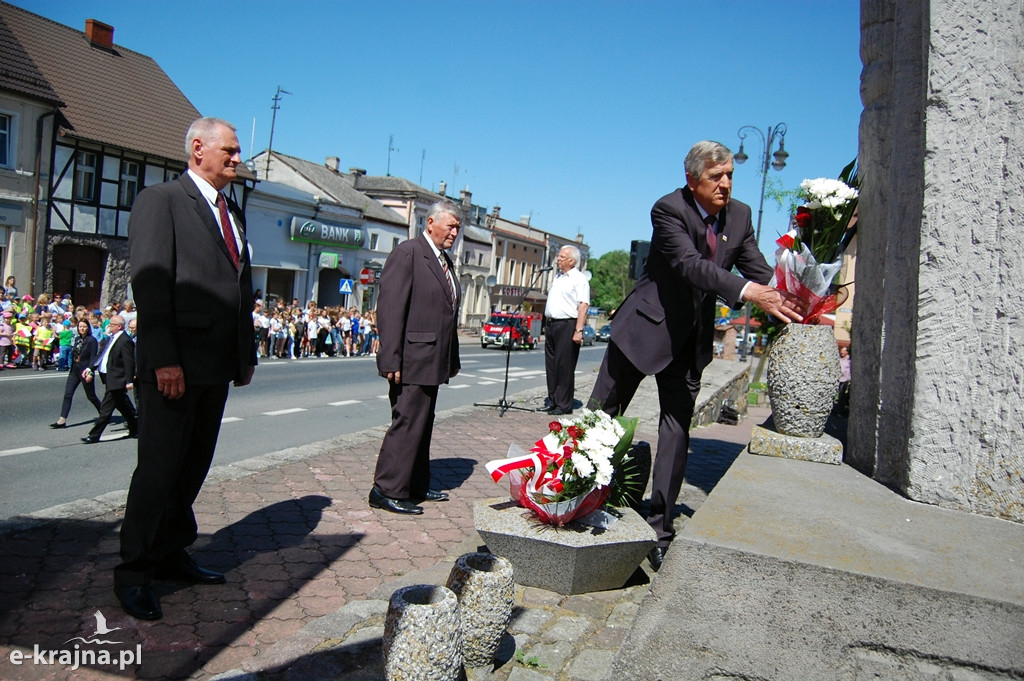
339, 279, 354, 294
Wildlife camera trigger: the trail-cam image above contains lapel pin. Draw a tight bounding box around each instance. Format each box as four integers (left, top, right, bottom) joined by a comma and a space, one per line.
722, 235, 728, 242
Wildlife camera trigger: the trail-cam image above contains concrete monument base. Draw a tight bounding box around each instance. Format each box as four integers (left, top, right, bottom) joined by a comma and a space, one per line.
748, 424, 843, 464
473, 498, 656, 595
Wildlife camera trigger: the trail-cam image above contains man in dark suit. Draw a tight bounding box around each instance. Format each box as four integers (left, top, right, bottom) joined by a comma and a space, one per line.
115, 117, 256, 620
81, 315, 137, 444
589, 140, 805, 571
369, 199, 462, 515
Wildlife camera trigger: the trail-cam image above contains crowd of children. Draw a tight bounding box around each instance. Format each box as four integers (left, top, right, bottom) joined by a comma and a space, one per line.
0, 276, 129, 372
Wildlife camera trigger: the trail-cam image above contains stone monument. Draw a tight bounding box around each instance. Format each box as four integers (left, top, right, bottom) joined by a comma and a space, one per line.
851, 0, 1023, 523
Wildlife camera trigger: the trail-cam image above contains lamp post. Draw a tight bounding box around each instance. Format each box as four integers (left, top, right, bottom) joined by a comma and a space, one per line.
734, 123, 789, 361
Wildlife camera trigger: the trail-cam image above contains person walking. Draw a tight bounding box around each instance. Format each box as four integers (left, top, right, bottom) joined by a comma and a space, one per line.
115, 117, 257, 621
81, 315, 137, 444
540, 245, 590, 415
50, 319, 103, 428
369, 199, 462, 515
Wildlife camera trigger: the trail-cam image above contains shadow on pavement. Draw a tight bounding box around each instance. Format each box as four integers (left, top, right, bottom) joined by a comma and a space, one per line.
0, 494, 363, 680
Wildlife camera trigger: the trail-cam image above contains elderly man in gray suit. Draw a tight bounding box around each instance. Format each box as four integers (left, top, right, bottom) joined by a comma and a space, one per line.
369, 199, 462, 515
589, 140, 805, 571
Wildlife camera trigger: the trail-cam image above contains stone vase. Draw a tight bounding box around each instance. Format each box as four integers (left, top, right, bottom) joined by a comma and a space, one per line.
766, 324, 840, 438
445, 552, 515, 668
382, 585, 462, 681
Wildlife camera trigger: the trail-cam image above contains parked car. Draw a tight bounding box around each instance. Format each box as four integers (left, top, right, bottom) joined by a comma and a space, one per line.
581, 325, 596, 346
596, 324, 612, 342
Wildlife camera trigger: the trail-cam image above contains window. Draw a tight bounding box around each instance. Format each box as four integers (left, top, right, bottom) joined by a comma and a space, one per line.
392, 237, 400, 250
0, 113, 10, 167
370, 233, 379, 250
74, 151, 97, 201
118, 160, 140, 206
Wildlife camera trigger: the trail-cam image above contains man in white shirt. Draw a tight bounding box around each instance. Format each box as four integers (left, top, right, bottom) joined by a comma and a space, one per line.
541, 245, 590, 415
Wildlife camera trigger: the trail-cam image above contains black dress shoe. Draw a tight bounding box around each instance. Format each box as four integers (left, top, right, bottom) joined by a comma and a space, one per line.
648, 546, 667, 573
368, 488, 423, 515
154, 561, 226, 585
114, 585, 162, 621
536, 398, 554, 412
422, 489, 449, 502
81, 435, 101, 444
547, 408, 573, 416
49, 422, 67, 429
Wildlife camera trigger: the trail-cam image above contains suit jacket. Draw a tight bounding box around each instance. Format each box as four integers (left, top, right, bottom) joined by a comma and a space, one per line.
611, 186, 773, 375
71, 334, 99, 371
128, 173, 257, 386
98, 332, 136, 390
376, 233, 461, 386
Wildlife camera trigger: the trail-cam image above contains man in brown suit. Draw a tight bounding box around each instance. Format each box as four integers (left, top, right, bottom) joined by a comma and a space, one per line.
369, 199, 462, 515
589, 141, 805, 570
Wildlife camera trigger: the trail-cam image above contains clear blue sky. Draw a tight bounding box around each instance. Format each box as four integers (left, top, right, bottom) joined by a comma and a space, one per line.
15, 0, 862, 259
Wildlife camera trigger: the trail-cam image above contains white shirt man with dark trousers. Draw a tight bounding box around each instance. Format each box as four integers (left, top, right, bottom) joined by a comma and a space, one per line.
541, 245, 590, 416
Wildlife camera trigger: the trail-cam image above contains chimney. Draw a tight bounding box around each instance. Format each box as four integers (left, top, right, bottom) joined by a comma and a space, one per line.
439, 180, 447, 197
492, 205, 501, 219
348, 167, 366, 178
325, 157, 340, 172
460, 188, 472, 207
84, 19, 114, 50
519, 215, 531, 226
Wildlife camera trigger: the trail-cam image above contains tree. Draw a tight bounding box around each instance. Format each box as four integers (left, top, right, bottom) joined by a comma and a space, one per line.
588, 250, 631, 311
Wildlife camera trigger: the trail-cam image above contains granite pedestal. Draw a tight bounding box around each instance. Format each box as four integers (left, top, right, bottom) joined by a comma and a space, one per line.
748, 424, 843, 464
473, 498, 656, 595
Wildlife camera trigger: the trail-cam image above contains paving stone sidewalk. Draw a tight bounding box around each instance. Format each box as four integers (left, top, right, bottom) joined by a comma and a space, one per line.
0, 368, 765, 681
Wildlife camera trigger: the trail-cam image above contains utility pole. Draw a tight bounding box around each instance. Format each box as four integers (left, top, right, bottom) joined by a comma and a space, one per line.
419, 149, 426, 185
265, 86, 291, 178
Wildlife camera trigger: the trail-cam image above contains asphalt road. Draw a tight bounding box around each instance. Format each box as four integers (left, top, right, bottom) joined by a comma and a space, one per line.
0, 340, 608, 519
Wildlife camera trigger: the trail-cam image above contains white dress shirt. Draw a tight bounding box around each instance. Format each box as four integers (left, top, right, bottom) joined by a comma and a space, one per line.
545, 267, 590, 320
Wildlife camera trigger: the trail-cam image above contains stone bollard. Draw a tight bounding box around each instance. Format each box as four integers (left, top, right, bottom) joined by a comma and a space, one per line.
382, 585, 462, 681
446, 552, 515, 668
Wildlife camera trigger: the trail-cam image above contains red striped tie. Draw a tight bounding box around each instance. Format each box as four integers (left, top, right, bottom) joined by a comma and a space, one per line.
217, 193, 240, 269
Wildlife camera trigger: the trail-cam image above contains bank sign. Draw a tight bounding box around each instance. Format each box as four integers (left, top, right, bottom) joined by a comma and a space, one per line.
289, 217, 365, 249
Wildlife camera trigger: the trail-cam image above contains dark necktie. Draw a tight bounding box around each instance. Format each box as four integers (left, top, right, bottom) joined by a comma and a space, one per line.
439, 254, 456, 307
704, 214, 718, 260
217, 193, 240, 269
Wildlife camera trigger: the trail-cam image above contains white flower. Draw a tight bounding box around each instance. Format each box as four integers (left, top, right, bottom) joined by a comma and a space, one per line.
572, 453, 595, 478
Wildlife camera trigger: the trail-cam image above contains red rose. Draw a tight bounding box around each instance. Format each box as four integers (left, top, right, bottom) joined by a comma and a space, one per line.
795, 206, 813, 230
567, 425, 582, 439
549, 421, 562, 433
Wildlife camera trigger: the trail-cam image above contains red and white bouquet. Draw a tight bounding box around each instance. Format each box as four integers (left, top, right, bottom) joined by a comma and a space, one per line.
486, 409, 637, 526
774, 167, 859, 324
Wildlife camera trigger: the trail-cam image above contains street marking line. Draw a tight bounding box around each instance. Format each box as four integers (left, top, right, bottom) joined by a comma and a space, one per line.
448, 384, 469, 389
221, 417, 243, 423
263, 408, 307, 416
377, 395, 390, 399
478, 381, 497, 385
329, 400, 361, 406
0, 446, 47, 458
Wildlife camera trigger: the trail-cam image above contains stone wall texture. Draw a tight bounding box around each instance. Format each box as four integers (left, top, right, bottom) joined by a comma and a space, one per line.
853, 0, 1024, 522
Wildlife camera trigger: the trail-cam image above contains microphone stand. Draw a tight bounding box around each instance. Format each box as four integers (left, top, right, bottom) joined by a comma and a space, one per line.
474, 267, 551, 417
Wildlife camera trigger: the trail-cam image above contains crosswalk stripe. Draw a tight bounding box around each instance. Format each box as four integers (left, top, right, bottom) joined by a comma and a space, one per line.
329, 400, 361, 406
0, 446, 46, 458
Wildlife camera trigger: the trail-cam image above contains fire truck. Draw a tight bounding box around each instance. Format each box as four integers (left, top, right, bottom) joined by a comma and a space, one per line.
480, 312, 541, 350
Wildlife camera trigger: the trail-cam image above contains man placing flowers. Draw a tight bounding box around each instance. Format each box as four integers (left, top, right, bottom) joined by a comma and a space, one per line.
588, 140, 805, 572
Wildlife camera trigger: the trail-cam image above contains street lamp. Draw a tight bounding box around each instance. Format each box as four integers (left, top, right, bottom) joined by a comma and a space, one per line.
734, 122, 788, 362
